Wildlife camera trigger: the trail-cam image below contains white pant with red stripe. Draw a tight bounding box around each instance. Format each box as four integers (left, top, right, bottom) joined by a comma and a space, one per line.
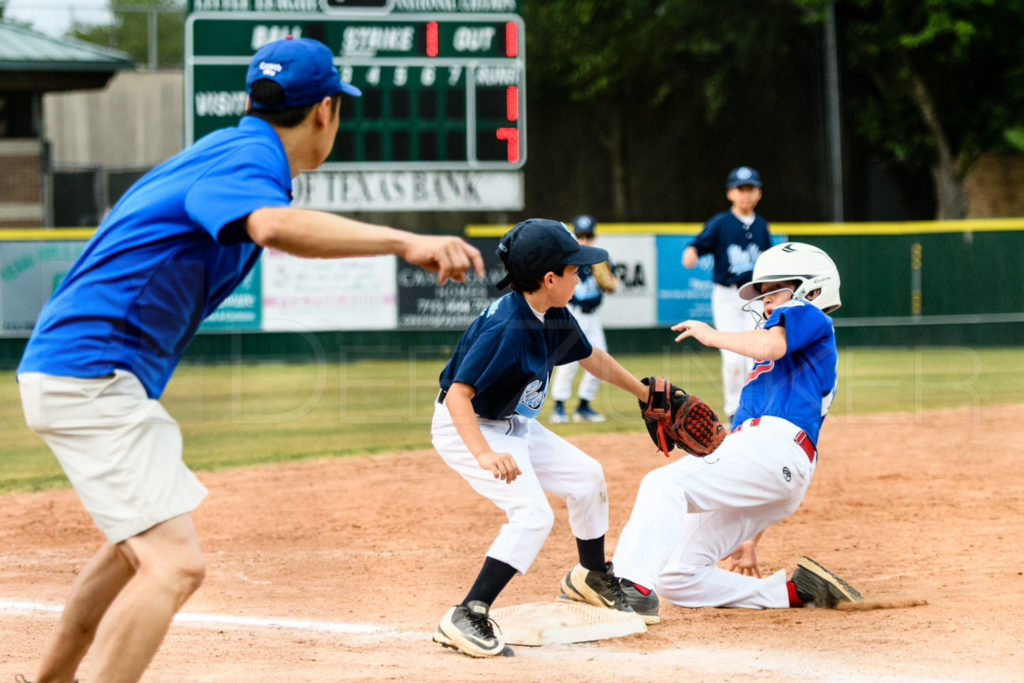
612, 416, 816, 609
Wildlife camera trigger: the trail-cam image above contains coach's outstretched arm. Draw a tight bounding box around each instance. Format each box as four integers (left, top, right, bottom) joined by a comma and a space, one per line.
246, 206, 484, 284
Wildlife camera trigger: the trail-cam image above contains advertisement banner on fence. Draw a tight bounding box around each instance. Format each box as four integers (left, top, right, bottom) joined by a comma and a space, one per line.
597, 234, 657, 329
397, 237, 504, 330
260, 249, 397, 331
656, 235, 714, 325
655, 234, 787, 325
0, 241, 87, 335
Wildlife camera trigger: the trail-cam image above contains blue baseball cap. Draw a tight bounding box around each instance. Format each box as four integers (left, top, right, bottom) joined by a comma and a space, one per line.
247, 37, 361, 110
495, 219, 608, 289
726, 166, 762, 189
572, 214, 597, 236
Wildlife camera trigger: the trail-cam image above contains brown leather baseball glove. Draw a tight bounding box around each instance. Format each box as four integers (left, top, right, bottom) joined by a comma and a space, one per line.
639, 377, 727, 457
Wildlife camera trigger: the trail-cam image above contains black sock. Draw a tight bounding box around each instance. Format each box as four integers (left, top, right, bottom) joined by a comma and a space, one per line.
555, 400, 565, 409
578, 399, 591, 410
576, 536, 606, 572
462, 556, 518, 607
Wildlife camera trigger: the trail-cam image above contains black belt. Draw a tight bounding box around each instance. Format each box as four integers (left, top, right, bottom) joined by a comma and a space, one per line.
437, 389, 447, 404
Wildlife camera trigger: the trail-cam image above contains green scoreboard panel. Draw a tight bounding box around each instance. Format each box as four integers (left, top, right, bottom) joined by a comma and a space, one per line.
185, 11, 526, 170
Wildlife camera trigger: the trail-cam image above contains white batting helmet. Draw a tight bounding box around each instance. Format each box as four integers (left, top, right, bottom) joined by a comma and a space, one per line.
738, 242, 841, 314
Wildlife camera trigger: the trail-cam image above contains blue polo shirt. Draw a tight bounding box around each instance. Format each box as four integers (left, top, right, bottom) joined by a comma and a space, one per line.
18, 117, 292, 398
690, 211, 772, 287
440, 292, 592, 420
732, 300, 838, 445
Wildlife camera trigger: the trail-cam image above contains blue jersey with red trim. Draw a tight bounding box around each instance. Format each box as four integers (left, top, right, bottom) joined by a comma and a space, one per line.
732, 300, 837, 445
439, 292, 592, 420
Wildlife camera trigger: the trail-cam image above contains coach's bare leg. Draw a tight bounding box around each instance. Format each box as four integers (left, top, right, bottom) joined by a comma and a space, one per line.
87, 513, 206, 683
33, 543, 136, 683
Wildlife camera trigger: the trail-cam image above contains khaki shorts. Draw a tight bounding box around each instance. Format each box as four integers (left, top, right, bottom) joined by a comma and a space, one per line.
18, 370, 207, 544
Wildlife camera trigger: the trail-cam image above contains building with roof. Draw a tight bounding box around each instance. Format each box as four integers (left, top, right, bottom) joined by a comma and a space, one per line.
0, 19, 133, 227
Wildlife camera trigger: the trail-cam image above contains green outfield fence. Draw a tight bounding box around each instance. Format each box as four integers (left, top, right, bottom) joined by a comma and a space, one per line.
0, 219, 1021, 368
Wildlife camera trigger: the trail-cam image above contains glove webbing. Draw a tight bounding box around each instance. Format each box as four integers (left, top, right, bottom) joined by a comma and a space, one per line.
682, 401, 720, 443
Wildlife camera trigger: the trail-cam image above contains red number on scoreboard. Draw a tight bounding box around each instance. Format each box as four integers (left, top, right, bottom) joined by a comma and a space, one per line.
496, 127, 518, 163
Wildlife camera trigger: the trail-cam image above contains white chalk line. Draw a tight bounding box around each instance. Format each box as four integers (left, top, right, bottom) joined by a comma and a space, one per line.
0, 598, 976, 681
0, 598, 423, 638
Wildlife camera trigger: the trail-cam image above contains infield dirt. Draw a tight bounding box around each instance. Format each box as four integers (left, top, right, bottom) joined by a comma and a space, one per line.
2, 404, 1022, 681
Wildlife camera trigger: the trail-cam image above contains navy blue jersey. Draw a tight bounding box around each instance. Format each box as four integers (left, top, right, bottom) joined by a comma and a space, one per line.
732, 300, 837, 445
691, 211, 772, 287
439, 292, 592, 419
569, 263, 602, 313
19, 117, 291, 398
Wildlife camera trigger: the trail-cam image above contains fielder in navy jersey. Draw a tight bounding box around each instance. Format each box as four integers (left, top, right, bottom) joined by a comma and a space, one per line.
431, 219, 658, 658
683, 166, 773, 427
15, 37, 482, 683
611, 242, 864, 619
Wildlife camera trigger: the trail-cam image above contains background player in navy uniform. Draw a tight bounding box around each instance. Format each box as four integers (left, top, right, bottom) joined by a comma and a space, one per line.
15, 37, 482, 683
682, 166, 772, 428
550, 215, 620, 424
431, 219, 653, 658
610, 243, 863, 623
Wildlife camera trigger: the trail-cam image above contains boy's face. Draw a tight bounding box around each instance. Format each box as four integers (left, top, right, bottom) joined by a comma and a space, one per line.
758, 280, 794, 318
727, 184, 762, 213
549, 264, 580, 306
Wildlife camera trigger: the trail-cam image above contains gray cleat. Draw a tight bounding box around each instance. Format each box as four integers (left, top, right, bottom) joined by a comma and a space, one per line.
791, 556, 864, 608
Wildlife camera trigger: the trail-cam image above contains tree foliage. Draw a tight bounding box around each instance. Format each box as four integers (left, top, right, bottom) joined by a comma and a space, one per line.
523, 0, 810, 121
70, 1, 185, 69
797, 0, 1024, 216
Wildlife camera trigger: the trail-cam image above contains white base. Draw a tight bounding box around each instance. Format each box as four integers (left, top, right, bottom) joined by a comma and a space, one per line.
490, 601, 647, 646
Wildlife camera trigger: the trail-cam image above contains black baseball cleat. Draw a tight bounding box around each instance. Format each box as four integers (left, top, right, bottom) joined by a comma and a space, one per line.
619, 578, 661, 624
559, 561, 636, 615
791, 556, 864, 608
433, 600, 514, 658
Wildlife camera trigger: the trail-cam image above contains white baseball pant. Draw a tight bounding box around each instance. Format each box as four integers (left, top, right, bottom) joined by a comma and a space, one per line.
431, 401, 609, 574
612, 416, 815, 609
712, 284, 756, 418
551, 305, 607, 402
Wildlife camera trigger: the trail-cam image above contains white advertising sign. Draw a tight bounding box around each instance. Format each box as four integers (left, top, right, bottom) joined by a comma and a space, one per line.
595, 234, 657, 329
291, 170, 524, 211
260, 249, 397, 331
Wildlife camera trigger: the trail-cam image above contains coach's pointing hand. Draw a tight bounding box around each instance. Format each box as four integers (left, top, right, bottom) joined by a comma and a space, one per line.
403, 234, 484, 284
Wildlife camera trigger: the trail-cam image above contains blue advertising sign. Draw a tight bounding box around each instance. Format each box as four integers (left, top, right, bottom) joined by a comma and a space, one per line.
656, 234, 786, 326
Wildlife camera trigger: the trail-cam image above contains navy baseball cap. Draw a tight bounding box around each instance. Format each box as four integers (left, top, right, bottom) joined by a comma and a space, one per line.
572, 214, 597, 236
495, 219, 608, 289
247, 37, 361, 110
726, 166, 762, 189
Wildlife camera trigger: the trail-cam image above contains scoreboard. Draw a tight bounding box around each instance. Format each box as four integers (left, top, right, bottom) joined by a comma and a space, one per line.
185, 9, 526, 172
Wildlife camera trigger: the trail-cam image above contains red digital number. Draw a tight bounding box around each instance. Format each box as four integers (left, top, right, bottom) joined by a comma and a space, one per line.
505, 22, 518, 57
496, 127, 519, 163
426, 21, 438, 57
506, 85, 518, 121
